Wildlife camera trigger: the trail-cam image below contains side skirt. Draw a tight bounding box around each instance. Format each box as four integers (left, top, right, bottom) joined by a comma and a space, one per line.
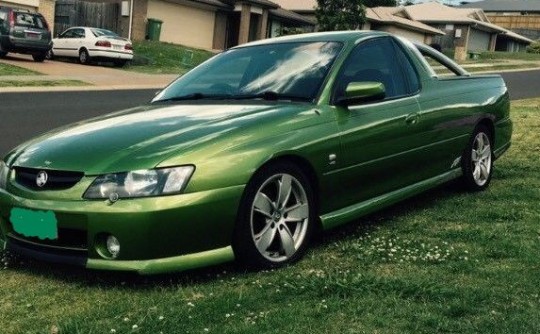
320, 168, 463, 230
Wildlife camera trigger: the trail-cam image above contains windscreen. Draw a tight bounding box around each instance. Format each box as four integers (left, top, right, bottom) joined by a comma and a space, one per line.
154, 41, 343, 103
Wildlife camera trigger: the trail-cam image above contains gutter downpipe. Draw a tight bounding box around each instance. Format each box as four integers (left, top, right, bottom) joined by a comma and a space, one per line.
128, 0, 134, 40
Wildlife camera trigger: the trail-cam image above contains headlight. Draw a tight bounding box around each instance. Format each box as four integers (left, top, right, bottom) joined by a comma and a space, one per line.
0, 161, 8, 190
83, 166, 195, 200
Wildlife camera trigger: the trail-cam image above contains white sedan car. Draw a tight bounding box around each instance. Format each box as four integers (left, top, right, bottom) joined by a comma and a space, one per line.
51, 27, 133, 67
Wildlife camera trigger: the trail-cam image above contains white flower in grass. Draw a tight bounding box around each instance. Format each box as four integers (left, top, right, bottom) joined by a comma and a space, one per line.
132, 324, 138, 329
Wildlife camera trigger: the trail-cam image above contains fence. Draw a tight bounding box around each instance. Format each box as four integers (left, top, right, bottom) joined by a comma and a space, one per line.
54, 0, 119, 35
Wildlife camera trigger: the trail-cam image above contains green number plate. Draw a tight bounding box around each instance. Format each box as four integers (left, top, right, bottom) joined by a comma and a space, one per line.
10, 208, 58, 240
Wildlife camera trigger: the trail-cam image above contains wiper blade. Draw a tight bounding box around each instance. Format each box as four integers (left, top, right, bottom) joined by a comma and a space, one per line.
229, 91, 311, 102
154, 93, 232, 102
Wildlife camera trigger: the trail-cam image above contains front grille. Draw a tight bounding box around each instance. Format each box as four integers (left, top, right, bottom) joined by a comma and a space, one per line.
14, 167, 84, 191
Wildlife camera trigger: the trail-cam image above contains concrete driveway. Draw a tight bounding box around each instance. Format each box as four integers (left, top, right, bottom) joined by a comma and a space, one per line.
0, 53, 178, 91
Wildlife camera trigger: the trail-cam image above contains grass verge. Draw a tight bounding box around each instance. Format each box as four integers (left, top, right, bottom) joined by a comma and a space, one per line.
480, 51, 540, 61
125, 41, 215, 75
0, 80, 88, 88
1, 99, 539, 333
0, 63, 40, 76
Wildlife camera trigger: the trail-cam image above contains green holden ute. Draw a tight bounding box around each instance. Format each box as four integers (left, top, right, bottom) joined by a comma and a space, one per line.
0, 31, 512, 274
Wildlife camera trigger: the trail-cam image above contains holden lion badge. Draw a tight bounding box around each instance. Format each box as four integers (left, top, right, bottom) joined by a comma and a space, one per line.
36, 171, 48, 188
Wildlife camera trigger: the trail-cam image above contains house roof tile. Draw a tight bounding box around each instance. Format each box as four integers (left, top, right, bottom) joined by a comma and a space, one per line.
366, 7, 445, 35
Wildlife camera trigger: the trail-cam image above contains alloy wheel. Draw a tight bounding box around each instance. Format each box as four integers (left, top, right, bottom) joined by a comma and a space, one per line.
250, 173, 309, 263
471, 132, 492, 187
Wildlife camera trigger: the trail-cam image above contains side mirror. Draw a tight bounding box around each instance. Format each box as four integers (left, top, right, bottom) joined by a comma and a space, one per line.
337, 82, 386, 106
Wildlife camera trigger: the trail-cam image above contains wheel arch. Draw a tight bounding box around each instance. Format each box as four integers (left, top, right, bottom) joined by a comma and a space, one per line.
475, 117, 495, 143
254, 154, 322, 229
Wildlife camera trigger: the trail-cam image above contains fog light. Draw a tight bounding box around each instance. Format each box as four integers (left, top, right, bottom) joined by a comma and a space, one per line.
106, 235, 120, 259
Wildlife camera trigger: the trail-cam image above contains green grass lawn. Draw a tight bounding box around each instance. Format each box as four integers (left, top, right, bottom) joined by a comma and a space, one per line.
1, 99, 540, 333
125, 41, 216, 75
480, 51, 540, 61
0, 80, 88, 88
0, 63, 40, 76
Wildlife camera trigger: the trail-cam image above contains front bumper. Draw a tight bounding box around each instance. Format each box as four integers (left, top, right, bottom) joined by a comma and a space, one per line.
0, 184, 244, 274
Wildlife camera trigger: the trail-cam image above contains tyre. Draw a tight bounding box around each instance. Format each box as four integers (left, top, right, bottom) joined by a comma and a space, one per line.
461, 125, 493, 191
79, 49, 90, 65
233, 162, 315, 269
113, 60, 127, 67
32, 53, 46, 62
45, 49, 54, 60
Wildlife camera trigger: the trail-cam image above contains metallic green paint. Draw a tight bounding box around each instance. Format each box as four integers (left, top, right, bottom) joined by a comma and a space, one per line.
0, 31, 512, 273
87, 246, 235, 275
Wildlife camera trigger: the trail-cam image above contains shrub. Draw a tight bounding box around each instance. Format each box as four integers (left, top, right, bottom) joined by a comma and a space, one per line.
526, 41, 540, 54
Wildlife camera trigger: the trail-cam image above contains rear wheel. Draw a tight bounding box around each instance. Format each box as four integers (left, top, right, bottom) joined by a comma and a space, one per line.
113, 59, 127, 67
79, 49, 90, 65
233, 162, 315, 269
0, 43, 6, 58
461, 125, 493, 191
32, 53, 46, 62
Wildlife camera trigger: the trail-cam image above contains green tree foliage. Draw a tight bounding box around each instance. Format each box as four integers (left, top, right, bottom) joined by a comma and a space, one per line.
363, 0, 397, 7
526, 41, 540, 54
316, 0, 366, 31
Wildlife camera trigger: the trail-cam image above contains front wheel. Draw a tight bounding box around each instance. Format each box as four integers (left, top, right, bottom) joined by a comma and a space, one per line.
461, 125, 494, 191
32, 53, 46, 62
233, 163, 315, 269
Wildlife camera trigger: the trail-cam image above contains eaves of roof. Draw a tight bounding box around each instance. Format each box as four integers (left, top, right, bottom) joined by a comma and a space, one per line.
269, 7, 316, 25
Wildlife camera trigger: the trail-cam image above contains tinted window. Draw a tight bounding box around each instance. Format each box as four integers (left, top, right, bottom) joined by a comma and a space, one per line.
335, 37, 410, 101
155, 42, 343, 102
391, 39, 420, 93
62, 28, 84, 38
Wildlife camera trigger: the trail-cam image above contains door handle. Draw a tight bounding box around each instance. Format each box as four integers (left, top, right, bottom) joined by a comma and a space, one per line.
405, 113, 419, 125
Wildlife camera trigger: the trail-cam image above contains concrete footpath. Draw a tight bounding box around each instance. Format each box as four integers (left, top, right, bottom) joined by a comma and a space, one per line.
0, 54, 178, 93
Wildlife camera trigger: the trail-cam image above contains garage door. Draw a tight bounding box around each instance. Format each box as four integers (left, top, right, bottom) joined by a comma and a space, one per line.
0, 0, 38, 11
468, 28, 491, 52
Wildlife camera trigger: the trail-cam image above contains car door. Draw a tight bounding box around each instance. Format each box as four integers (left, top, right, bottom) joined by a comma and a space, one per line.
56, 28, 85, 58
53, 28, 75, 57
331, 37, 432, 207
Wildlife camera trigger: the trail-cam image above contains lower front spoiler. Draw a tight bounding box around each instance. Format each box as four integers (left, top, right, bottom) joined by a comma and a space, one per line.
5, 235, 235, 275
86, 246, 235, 275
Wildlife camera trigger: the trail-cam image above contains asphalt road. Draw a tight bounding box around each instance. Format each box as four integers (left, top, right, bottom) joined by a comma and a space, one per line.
0, 69, 538, 156
499, 69, 540, 100
0, 89, 155, 156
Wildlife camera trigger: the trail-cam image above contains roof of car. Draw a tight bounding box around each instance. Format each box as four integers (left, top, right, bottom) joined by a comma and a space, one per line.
234, 30, 389, 48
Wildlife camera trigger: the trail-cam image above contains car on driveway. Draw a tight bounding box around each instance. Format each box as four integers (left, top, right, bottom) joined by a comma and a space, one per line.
51, 27, 133, 67
0, 31, 512, 274
0, 7, 52, 62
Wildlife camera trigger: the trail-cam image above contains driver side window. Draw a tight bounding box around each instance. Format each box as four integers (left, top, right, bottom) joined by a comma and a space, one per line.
334, 37, 411, 102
